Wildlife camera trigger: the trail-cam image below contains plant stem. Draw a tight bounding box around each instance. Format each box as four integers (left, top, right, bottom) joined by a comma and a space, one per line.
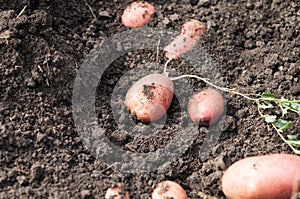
271, 123, 300, 154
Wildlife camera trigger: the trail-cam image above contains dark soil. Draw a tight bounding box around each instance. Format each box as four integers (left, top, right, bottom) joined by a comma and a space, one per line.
0, 0, 299, 198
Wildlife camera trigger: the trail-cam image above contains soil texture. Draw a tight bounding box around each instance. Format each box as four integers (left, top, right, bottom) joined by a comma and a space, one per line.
0, 0, 299, 198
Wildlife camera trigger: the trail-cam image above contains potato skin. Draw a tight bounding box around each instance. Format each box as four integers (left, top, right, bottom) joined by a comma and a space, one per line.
152, 180, 188, 199
181, 19, 207, 40
164, 19, 206, 60
222, 154, 300, 199
188, 88, 224, 125
125, 74, 174, 124
105, 183, 130, 199
121, 1, 155, 28
164, 34, 197, 60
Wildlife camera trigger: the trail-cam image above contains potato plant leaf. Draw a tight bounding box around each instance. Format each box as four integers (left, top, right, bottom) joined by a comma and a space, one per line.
275, 119, 291, 131
287, 135, 298, 141
265, 115, 277, 123
281, 101, 290, 107
291, 102, 300, 113
259, 102, 273, 109
287, 135, 300, 148
293, 149, 300, 155
288, 140, 300, 145
261, 93, 276, 99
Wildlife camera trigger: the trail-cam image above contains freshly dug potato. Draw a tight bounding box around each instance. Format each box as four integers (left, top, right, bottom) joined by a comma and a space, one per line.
125, 74, 174, 124
188, 88, 224, 125
181, 19, 207, 40
121, 1, 155, 28
164, 19, 207, 60
152, 180, 188, 199
222, 154, 300, 199
164, 34, 197, 60
105, 183, 130, 199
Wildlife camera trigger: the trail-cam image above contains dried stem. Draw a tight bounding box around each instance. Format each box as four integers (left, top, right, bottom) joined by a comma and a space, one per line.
83, 0, 97, 20
17, 5, 27, 18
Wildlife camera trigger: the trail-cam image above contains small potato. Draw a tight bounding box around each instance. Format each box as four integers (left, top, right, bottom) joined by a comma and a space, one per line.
222, 154, 300, 199
105, 183, 130, 199
121, 1, 155, 28
125, 74, 174, 124
188, 88, 224, 125
181, 19, 207, 40
152, 180, 188, 199
164, 19, 206, 60
164, 34, 197, 60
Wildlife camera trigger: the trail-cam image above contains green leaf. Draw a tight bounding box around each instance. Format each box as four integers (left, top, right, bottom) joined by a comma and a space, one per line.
265, 115, 277, 123
287, 135, 300, 147
287, 140, 300, 148
288, 140, 300, 145
293, 148, 300, 155
282, 101, 290, 107
275, 119, 291, 131
261, 93, 276, 99
259, 102, 274, 109
291, 102, 300, 112
287, 135, 298, 141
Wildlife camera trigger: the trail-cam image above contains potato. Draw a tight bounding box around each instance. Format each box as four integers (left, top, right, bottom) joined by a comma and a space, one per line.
152, 180, 188, 199
222, 154, 300, 199
164, 34, 197, 60
121, 1, 155, 28
188, 88, 224, 125
181, 19, 207, 39
125, 74, 174, 124
105, 183, 130, 199
164, 19, 207, 60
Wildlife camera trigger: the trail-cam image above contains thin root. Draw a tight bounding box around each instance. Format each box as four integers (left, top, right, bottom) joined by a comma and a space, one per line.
16, 5, 27, 18
83, 0, 97, 20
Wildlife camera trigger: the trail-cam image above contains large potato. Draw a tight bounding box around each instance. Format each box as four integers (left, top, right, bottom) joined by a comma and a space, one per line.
125, 74, 174, 124
222, 154, 300, 199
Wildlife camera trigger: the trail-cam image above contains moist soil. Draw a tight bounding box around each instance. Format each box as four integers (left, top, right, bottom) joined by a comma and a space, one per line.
0, 0, 299, 198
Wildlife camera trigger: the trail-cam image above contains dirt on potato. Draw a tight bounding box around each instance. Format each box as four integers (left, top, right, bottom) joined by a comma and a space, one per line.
0, 0, 299, 198
143, 85, 156, 100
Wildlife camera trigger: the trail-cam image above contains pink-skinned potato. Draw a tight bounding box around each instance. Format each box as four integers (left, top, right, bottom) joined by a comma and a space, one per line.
181, 19, 207, 40
125, 74, 174, 124
188, 88, 224, 125
105, 183, 130, 199
222, 154, 300, 199
152, 180, 188, 199
121, 1, 155, 28
164, 34, 198, 60
164, 19, 207, 60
